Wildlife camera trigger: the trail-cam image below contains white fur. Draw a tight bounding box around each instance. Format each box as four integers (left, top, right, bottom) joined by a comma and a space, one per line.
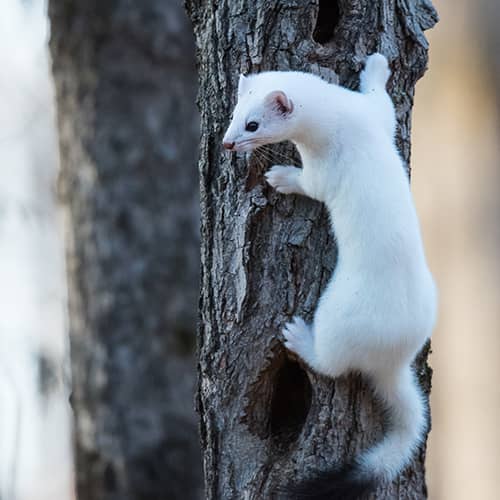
224, 54, 437, 483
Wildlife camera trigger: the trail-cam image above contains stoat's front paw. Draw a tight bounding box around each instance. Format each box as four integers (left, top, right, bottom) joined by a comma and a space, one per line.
282, 316, 314, 360
265, 165, 304, 195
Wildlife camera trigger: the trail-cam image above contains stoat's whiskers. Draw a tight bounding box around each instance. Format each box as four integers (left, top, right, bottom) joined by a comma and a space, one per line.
257, 144, 296, 166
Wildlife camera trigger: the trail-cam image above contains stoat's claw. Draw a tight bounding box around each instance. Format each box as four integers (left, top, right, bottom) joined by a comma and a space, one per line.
282, 316, 313, 359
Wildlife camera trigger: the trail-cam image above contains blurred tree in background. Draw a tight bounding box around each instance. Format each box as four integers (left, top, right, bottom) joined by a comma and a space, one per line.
48, 1, 201, 499
186, 0, 436, 498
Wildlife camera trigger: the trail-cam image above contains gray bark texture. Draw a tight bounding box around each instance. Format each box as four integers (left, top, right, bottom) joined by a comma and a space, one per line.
48, 1, 202, 499
185, 0, 437, 499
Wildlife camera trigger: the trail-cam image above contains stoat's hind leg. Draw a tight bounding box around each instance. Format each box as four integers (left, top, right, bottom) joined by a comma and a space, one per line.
360, 53, 396, 139
283, 315, 353, 378
360, 53, 391, 93
282, 317, 317, 367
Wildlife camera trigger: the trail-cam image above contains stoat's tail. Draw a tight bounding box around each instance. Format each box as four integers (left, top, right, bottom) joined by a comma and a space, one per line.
359, 52, 391, 93
284, 366, 426, 500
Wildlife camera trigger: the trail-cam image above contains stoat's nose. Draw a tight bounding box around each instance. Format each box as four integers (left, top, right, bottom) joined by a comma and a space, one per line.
223, 141, 235, 150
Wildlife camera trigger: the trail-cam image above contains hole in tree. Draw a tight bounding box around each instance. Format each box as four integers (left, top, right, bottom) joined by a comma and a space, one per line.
270, 358, 312, 447
313, 0, 340, 45
241, 347, 312, 448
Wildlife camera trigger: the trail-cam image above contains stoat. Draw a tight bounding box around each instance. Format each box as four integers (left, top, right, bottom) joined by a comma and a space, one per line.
223, 54, 437, 500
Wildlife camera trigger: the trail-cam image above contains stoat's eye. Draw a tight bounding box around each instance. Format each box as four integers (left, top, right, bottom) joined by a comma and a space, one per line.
245, 121, 259, 132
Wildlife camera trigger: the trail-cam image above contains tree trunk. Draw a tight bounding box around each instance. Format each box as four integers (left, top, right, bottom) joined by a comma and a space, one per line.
48, 1, 202, 499
185, 0, 437, 498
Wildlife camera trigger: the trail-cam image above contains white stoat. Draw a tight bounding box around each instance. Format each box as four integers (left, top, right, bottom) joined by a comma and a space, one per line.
223, 54, 437, 499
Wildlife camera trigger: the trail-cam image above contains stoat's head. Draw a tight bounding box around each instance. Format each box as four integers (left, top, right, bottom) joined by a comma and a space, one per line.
223, 73, 295, 152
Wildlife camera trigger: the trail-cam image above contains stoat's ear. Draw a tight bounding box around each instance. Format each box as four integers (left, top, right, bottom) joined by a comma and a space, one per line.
265, 90, 294, 116
238, 74, 248, 96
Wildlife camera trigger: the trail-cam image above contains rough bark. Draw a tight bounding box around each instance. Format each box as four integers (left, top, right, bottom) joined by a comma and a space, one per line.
185, 0, 437, 498
49, 1, 202, 499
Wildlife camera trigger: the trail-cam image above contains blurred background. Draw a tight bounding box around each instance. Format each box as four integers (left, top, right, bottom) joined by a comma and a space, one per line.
0, 0, 498, 499
0, 1, 72, 499
413, 0, 500, 497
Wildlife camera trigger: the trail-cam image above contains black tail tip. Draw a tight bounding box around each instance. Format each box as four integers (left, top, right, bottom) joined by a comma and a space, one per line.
278, 461, 377, 500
